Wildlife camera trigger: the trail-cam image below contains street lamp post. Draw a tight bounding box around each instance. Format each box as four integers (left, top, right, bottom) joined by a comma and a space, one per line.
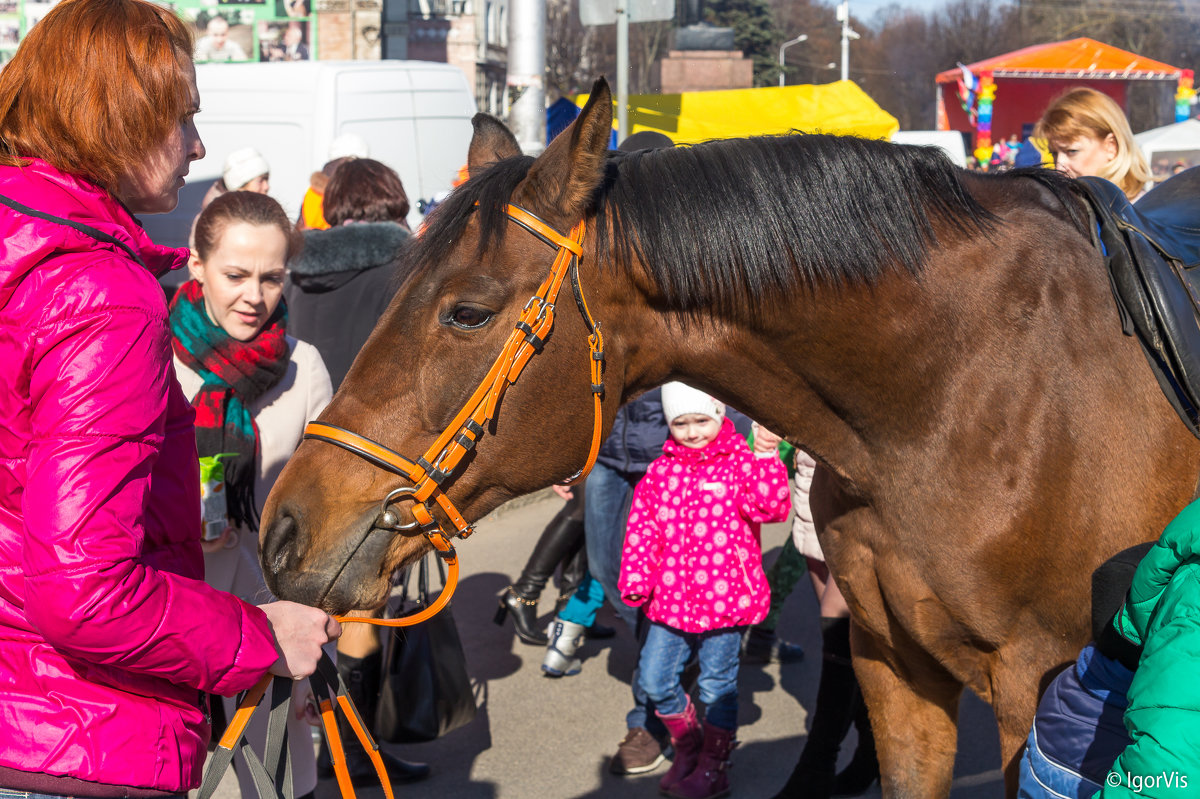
778, 34, 808, 87
836, 0, 859, 82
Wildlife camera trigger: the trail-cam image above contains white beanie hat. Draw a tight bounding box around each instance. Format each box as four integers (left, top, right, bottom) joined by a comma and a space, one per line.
223, 147, 269, 190
660, 382, 726, 424
328, 132, 369, 161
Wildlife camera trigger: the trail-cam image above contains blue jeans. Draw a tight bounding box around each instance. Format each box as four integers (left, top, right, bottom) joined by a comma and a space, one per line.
577, 461, 663, 732
583, 461, 641, 633
637, 622, 742, 731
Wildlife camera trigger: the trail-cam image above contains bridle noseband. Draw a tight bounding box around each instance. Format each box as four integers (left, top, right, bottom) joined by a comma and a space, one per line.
300, 204, 605, 625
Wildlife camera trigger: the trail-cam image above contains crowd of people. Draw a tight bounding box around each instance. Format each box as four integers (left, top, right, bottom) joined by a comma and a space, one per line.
0, 2, 1191, 799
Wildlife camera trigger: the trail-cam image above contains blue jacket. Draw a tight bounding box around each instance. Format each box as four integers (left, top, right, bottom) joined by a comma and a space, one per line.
595, 388, 668, 476
595, 389, 754, 477
1099, 498, 1200, 797
1017, 643, 1134, 799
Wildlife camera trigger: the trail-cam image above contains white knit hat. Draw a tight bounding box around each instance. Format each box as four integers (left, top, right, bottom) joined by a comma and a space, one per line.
660, 382, 726, 424
328, 132, 369, 161
222, 147, 269, 190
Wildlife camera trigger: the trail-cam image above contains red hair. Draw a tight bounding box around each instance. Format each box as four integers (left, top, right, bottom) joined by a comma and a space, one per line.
0, 0, 195, 194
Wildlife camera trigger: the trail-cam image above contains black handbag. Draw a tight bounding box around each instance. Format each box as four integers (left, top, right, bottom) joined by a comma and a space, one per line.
374, 554, 478, 743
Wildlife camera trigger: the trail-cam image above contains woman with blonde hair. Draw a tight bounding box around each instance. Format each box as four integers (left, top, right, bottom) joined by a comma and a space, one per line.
1034, 86, 1152, 201
0, 0, 338, 794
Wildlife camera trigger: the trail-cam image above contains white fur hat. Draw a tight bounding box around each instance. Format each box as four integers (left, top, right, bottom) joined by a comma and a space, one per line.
660, 382, 726, 424
222, 147, 269, 190
328, 132, 369, 161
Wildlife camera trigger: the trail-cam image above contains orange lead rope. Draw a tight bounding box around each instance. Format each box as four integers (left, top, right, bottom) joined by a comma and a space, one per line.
333, 555, 458, 627
206, 645, 400, 799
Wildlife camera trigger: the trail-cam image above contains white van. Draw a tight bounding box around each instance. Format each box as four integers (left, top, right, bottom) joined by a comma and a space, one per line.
890, 130, 970, 169
142, 60, 477, 250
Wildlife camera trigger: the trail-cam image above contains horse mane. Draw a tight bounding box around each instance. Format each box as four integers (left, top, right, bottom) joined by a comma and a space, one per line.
411, 135, 1003, 316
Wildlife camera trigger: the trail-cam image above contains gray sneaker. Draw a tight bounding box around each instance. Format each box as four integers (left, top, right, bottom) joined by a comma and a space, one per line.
608, 727, 667, 775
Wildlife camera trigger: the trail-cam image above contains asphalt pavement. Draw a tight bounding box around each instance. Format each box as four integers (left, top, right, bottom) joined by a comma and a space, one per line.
197, 490, 1006, 799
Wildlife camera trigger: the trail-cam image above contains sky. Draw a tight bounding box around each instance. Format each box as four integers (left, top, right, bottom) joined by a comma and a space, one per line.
847, 0, 950, 15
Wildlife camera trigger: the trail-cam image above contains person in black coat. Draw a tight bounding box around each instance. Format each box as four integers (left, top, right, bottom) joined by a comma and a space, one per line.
284, 157, 411, 391
283, 157, 429, 786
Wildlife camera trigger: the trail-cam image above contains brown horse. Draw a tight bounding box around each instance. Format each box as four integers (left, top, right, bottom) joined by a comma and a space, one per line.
260, 80, 1200, 797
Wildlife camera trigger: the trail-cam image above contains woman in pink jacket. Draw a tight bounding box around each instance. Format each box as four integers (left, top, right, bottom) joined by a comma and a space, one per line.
0, 0, 338, 795
619, 383, 790, 799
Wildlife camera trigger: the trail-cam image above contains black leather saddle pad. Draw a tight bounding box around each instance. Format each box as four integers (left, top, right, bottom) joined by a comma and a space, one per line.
1078, 170, 1200, 438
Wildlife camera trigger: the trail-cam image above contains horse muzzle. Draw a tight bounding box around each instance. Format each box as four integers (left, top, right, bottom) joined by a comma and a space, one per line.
260, 503, 403, 613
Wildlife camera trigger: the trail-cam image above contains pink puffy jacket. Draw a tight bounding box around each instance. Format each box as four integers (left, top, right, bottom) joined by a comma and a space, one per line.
0, 161, 280, 792
619, 418, 791, 633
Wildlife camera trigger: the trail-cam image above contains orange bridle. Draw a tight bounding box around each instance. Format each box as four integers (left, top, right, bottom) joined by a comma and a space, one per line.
212, 207, 605, 799
302, 203, 605, 627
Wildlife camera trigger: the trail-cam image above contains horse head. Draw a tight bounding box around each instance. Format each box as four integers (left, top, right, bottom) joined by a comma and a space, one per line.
259, 80, 620, 612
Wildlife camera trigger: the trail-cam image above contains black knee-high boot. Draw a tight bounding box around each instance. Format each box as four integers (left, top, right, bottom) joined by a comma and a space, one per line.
494, 497, 585, 645
556, 535, 587, 607
768, 617, 858, 799
316, 652, 431, 786
832, 692, 879, 797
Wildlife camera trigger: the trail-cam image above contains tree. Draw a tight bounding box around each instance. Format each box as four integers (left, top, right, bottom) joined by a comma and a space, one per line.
632, 21, 674, 93
546, 0, 612, 97
546, 0, 673, 96
768, 0, 839, 85
706, 0, 785, 86
854, 8, 940, 130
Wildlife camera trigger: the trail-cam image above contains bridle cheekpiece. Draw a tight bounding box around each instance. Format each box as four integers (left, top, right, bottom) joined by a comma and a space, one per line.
300, 203, 605, 625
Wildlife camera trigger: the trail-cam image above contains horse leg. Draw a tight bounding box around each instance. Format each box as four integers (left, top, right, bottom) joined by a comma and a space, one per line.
852, 624, 963, 799
988, 647, 1064, 798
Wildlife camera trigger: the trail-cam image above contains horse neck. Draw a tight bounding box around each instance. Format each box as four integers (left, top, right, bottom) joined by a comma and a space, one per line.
604, 246, 996, 494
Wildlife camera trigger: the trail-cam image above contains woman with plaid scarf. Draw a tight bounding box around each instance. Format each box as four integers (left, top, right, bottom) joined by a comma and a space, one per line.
171, 190, 333, 799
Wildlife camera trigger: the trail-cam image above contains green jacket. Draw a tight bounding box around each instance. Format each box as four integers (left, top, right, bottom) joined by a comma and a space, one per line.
1097, 498, 1200, 797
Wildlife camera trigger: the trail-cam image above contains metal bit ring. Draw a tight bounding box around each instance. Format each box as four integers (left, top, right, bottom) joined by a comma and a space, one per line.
376, 486, 421, 531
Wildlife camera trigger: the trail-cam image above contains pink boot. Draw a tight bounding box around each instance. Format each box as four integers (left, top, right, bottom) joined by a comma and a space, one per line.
666, 722, 737, 799
656, 698, 703, 794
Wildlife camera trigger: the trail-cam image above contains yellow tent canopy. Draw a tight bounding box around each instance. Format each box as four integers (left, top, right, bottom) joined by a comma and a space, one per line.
575, 80, 899, 144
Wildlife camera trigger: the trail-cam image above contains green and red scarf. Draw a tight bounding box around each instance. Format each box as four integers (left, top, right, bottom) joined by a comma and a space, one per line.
169, 279, 289, 531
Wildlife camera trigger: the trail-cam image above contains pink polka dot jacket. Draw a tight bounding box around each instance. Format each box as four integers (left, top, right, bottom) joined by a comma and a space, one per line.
619, 417, 791, 633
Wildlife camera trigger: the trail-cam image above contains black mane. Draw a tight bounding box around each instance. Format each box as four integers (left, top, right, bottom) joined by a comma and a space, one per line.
411, 134, 1000, 315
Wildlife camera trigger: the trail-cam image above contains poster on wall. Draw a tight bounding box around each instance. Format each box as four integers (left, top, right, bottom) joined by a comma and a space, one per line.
4, 0, 314, 63
258, 19, 309, 60
0, 0, 18, 65
182, 0, 315, 63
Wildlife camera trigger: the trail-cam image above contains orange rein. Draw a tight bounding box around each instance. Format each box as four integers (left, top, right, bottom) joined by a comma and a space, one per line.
216, 641, 401, 799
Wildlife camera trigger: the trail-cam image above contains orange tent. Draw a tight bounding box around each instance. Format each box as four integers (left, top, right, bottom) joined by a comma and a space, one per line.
935, 38, 1183, 145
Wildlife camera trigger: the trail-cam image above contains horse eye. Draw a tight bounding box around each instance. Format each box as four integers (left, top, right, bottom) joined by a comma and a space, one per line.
447, 305, 493, 330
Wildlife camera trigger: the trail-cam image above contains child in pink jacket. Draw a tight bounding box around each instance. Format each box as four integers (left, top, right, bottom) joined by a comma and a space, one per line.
619, 382, 791, 799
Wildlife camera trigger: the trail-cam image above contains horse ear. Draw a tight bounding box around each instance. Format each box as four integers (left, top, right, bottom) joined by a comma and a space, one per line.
515, 77, 613, 220
467, 113, 522, 175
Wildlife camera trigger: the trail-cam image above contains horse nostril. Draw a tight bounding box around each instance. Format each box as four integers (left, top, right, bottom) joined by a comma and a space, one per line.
261, 511, 307, 577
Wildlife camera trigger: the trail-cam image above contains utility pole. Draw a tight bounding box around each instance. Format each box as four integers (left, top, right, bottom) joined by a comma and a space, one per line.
836, 0, 858, 82
617, 0, 628, 140
508, 0, 547, 154
579, 0, 672, 139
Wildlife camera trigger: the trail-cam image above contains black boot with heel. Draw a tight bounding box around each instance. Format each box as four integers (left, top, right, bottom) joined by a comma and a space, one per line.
831, 694, 879, 797
768, 617, 859, 799
316, 652, 431, 786
494, 501, 585, 645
